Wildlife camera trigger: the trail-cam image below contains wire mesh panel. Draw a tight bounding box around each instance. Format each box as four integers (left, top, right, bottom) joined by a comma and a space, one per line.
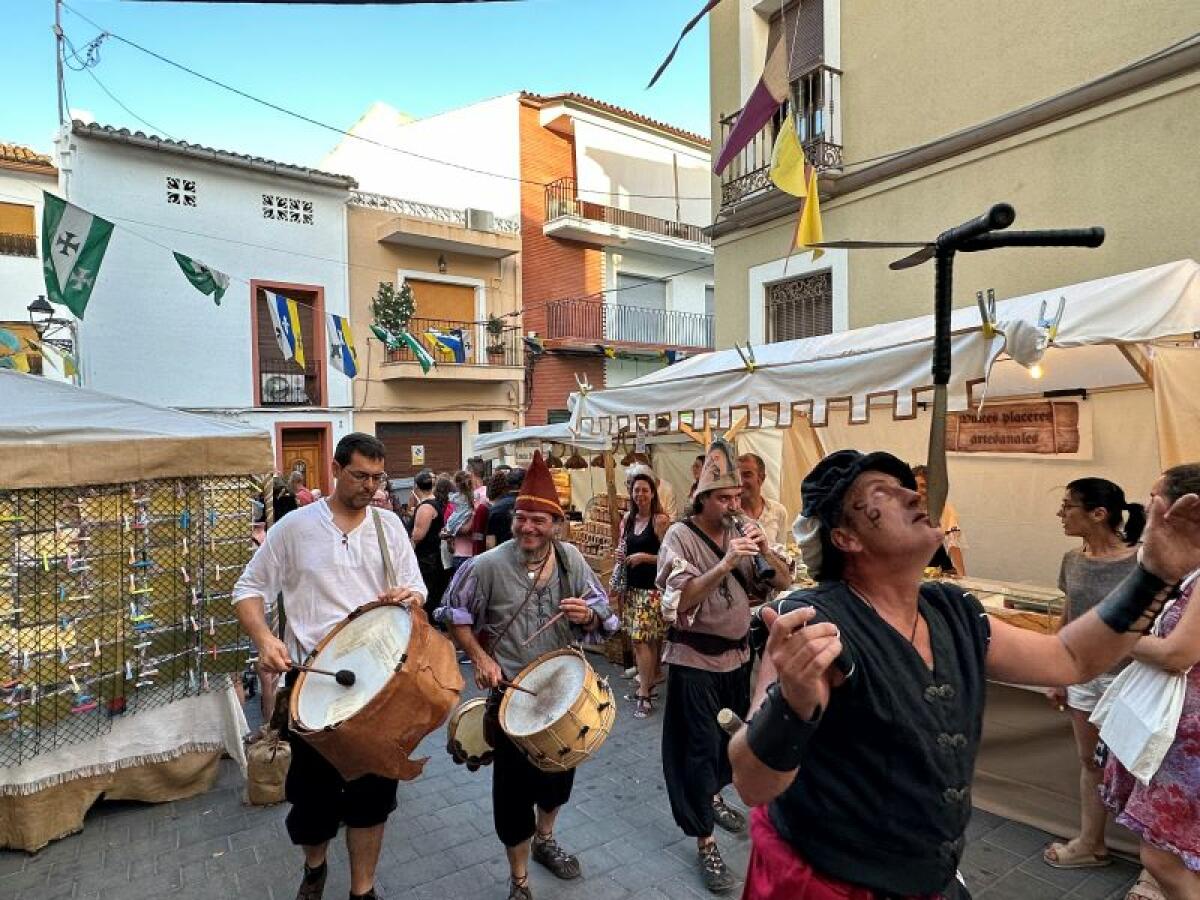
0, 475, 262, 767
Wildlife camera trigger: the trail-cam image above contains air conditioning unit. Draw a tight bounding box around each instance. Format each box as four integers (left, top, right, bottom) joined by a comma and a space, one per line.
465, 208, 496, 232
261, 372, 308, 404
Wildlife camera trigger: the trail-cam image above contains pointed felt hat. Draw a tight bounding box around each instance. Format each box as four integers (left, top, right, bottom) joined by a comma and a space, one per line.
516, 450, 564, 517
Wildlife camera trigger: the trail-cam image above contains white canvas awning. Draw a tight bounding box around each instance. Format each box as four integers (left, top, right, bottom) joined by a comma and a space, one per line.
570, 260, 1200, 434
0, 370, 273, 488
472, 422, 611, 459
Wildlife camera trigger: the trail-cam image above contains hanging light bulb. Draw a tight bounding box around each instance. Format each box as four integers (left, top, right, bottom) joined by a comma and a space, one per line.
1030, 363, 1044, 380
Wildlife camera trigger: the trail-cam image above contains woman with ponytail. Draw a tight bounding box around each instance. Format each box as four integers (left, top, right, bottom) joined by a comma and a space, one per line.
1043, 477, 1145, 871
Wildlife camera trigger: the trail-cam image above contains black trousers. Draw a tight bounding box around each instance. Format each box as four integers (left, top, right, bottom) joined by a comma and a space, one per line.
281, 671, 399, 846
492, 726, 576, 847
661, 661, 751, 838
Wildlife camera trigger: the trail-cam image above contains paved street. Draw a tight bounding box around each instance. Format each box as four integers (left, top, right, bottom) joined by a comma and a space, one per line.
0, 657, 1139, 900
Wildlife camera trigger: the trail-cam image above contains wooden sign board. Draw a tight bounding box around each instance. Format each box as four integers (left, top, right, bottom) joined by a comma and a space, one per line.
947, 401, 1080, 455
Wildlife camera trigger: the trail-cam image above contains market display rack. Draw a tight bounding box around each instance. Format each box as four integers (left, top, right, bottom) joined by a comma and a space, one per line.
0, 476, 260, 767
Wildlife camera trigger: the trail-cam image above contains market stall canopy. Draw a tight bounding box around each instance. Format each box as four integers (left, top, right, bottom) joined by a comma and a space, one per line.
472, 422, 611, 459
0, 370, 273, 488
570, 260, 1200, 434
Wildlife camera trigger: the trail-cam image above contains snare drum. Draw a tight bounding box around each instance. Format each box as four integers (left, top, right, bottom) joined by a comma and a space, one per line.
499, 648, 616, 773
289, 600, 464, 781
446, 697, 493, 770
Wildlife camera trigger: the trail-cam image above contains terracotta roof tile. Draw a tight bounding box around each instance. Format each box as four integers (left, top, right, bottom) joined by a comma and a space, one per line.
0, 143, 56, 171
521, 92, 710, 148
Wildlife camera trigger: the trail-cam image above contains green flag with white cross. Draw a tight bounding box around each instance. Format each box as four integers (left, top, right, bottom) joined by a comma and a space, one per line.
41, 192, 114, 319
173, 252, 230, 305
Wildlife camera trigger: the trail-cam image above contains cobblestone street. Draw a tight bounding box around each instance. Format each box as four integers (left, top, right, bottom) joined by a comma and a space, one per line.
0, 658, 1139, 900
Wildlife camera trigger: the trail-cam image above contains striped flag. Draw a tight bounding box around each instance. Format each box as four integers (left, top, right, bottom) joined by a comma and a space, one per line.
41, 192, 114, 319
370, 324, 434, 374
327, 313, 358, 379
713, 38, 790, 173
173, 252, 230, 305
427, 329, 466, 363
265, 291, 305, 368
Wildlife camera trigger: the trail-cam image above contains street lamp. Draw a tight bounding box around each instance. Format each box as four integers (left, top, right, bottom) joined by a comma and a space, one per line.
27, 295, 75, 351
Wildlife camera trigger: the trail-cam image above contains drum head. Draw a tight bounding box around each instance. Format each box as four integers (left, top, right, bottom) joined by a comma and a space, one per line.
450, 698, 491, 759
502, 653, 587, 737
294, 604, 412, 730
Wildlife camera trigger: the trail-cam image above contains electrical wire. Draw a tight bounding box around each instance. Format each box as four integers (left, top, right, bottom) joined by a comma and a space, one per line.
59, 3, 715, 202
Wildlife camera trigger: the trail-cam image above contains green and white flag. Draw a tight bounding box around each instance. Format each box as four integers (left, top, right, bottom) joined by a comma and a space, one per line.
370, 323, 434, 374
173, 252, 230, 305
41, 192, 114, 319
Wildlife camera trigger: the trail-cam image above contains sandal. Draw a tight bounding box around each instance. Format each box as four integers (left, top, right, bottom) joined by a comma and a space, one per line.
633, 696, 653, 719
507, 874, 532, 900
1126, 869, 1165, 900
1042, 840, 1111, 869
624, 690, 659, 702
697, 841, 735, 894
531, 833, 581, 880
712, 795, 747, 834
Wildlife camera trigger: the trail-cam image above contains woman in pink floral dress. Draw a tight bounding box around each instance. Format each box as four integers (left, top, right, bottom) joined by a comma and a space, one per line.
1101, 464, 1200, 900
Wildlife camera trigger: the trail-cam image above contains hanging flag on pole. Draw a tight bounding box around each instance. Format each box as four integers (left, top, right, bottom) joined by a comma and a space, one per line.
173, 252, 230, 305
792, 167, 824, 261
265, 291, 305, 368
327, 313, 359, 379
769, 114, 809, 198
713, 38, 790, 174
41, 192, 114, 319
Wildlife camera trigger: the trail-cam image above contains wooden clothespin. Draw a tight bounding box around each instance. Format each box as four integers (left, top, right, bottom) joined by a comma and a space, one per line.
574, 373, 593, 396
722, 413, 750, 444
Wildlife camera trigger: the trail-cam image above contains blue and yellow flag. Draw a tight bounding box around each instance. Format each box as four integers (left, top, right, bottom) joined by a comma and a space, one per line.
327, 313, 358, 379
266, 291, 305, 368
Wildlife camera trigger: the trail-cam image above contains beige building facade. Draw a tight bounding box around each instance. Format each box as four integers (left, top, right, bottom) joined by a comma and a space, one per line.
709, 1, 1200, 345
346, 194, 523, 476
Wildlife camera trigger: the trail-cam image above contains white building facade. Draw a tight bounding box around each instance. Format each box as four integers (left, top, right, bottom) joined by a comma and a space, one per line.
56, 122, 358, 491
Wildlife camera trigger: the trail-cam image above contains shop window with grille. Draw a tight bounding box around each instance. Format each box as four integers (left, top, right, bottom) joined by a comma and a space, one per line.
766, 270, 833, 342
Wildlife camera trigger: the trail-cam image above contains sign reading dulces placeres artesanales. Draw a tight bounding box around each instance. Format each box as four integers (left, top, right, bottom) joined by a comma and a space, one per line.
947, 401, 1081, 455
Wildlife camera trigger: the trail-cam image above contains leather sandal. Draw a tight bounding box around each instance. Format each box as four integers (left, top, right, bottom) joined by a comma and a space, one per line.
1042, 840, 1111, 869
531, 834, 581, 880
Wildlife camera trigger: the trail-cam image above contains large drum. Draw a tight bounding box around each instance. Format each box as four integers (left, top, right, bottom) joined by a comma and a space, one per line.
289, 600, 463, 781
499, 648, 616, 773
446, 697, 493, 770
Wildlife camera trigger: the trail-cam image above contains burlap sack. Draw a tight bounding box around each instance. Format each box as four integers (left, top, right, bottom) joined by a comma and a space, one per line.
245, 732, 290, 806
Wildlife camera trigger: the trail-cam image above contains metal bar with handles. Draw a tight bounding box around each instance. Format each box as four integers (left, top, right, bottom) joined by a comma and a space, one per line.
936, 203, 1016, 249
957, 227, 1106, 252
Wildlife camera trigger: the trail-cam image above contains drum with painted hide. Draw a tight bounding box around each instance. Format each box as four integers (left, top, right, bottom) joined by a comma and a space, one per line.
446, 697, 494, 770
499, 648, 616, 773
289, 600, 463, 781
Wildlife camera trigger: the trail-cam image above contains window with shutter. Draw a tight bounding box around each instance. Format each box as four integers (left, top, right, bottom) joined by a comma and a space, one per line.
766, 270, 833, 342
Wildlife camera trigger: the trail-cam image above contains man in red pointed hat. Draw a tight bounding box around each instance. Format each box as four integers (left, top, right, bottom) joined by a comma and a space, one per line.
442, 451, 619, 900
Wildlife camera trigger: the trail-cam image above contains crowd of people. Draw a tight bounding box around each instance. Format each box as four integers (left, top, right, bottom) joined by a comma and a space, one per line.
235, 432, 1200, 900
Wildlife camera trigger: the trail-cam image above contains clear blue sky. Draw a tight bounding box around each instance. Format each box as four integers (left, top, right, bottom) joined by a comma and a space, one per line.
3, 0, 711, 169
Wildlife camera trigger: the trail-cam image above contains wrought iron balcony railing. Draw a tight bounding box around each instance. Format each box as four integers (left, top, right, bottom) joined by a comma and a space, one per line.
0, 233, 37, 258
384, 316, 524, 368
258, 357, 320, 407
545, 297, 714, 349
718, 64, 843, 210
544, 178, 710, 246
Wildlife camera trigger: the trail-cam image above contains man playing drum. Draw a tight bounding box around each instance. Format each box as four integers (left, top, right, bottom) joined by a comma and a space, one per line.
233, 433, 426, 900
442, 451, 619, 900
731, 449, 1200, 899
656, 437, 791, 893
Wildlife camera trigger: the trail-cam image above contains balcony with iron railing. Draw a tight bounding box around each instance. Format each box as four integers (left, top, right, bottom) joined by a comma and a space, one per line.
380, 316, 525, 381
545, 297, 714, 351
258, 357, 322, 407
718, 64, 843, 211
0, 233, 37, 258
543, 178, 713, 263
349, 191, 521, 259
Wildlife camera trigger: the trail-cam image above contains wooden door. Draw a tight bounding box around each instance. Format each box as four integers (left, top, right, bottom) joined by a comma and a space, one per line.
280, 427, 328, 493
408, 279, 475, 324
376, 422, 462, 477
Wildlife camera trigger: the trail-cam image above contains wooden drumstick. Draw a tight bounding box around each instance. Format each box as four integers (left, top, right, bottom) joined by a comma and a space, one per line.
292, 664, 356, 687
498, 679, 538, 697
522, 611, 566, 646
717, 708, 744, 735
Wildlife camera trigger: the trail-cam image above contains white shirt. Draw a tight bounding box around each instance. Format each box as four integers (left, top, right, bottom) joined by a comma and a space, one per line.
747, 496, 789, 546
233, 500, 425, 660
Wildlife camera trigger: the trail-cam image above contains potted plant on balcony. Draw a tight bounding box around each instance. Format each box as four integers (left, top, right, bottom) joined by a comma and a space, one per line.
485, 314, 506, 362
371, 280, 415, 342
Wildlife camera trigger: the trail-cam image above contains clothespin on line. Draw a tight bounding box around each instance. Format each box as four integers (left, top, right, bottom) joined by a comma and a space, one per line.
574, 373, 593, 396
733, 342, 758, 372
1039, 296, 1067, 343
976, 289, 998, 339
678, 421, 712, 448
722, 413, 750, 445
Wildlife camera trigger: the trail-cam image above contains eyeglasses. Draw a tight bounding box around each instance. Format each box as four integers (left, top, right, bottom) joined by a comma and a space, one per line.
343, 469, 389, 485
1059, 503, 1084, 513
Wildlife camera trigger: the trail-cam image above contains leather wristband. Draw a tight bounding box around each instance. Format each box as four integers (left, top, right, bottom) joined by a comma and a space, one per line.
1096, 563, 1179, 634
746, 681, 821, 772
